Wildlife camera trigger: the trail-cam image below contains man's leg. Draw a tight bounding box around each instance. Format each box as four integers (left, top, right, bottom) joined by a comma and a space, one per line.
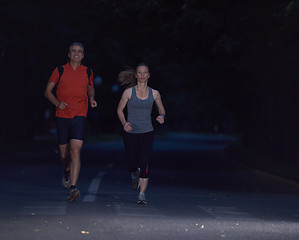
56, 116, 71, 189
59, 143, 70, 171
67, 116, 85, 202
59, 144, 70, 188
66, 139, 83, 202
69, 139, 83, 187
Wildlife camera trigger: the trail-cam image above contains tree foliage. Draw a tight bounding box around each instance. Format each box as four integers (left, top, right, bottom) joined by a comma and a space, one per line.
1, 0, 299, 163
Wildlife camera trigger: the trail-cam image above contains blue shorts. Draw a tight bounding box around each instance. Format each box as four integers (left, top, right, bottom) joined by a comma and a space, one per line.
56, 116, 86, 145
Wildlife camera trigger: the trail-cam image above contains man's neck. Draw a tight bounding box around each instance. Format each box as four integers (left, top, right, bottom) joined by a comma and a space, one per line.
69, 61, 81, 70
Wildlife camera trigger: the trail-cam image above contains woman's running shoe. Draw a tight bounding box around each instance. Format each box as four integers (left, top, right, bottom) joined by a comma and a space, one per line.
137, 192, 147, 204
131, 168, 140, 190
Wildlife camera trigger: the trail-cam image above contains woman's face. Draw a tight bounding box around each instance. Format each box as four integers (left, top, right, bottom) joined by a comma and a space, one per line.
136, 66, 150, 83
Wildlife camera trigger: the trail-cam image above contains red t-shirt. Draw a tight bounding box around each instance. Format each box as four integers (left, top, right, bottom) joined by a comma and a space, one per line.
48, 63, 94, 118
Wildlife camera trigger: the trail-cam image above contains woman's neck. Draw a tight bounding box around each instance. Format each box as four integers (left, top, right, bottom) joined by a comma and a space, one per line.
136, 83, 148, 91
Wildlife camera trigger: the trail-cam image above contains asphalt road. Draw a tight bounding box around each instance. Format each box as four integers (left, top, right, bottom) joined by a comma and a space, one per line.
1, 132, 299, 240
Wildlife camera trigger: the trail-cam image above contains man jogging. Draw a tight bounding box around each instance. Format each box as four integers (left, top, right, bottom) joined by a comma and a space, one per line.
44, 42, 97, 202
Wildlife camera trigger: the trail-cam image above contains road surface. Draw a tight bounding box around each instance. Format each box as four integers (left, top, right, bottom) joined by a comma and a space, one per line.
1, 132, 299, 240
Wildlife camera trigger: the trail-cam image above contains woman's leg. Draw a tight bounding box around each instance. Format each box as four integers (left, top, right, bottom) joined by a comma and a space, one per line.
123, 132, 139, 174
138, 131, 154, 194
123, 132, 140, 189
139, 178, 149, 193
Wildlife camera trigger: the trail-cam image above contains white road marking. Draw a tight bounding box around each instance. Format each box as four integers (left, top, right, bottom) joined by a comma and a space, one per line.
83, 172, 105, 202
106, 163, 114, 169
19, 163, 114, 215
83, 163, 114, 202
88, 172, 106, 194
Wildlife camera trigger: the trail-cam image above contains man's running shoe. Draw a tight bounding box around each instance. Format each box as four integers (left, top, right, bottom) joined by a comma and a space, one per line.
67, 187, 80, 202
137, 192, 147, 204
62, 170, 70, 188
131, 168, 140, 190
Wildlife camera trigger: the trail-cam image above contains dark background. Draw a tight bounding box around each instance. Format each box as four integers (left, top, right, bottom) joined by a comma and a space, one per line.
1, 0, 299, 166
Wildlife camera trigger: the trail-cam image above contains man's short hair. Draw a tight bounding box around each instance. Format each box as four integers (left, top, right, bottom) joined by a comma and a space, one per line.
68, 42, 84, 53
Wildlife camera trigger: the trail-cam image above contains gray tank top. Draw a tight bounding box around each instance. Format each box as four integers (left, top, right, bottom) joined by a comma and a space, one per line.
127, 86, 154, 133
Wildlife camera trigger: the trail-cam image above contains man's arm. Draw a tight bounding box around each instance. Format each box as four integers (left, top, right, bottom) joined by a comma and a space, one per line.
87, 85, 97, 108
44, 82, 68, 110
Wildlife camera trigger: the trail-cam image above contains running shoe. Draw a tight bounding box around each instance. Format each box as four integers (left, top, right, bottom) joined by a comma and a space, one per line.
67, 187, 80, 202
131, 168, 140, 190
62, 170, 70, 188
137, 192, 147, 204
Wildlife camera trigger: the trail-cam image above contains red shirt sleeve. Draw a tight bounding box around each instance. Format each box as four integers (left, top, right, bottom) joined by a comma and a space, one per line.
48, 67, 59, 84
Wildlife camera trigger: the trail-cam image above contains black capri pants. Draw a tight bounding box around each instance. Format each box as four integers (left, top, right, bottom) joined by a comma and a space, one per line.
123, 131, 154, 178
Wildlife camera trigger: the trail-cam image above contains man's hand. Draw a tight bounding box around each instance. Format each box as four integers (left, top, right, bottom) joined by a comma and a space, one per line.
90, 98, 97, 108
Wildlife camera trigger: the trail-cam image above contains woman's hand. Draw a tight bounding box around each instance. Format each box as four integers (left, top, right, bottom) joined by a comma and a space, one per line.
123, 122, 133, 132
57, 102, 68, 110
156, 115, 165, 124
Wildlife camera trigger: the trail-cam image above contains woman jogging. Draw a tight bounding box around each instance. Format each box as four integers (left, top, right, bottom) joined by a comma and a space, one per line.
117, 63, 166, 204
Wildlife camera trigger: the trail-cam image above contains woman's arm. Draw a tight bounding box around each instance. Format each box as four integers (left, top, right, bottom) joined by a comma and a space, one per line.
117, 88, 132, 131
153, 89, 166, 124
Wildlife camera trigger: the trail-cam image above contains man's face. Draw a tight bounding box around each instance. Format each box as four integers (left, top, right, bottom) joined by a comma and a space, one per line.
68, 45, 84, 63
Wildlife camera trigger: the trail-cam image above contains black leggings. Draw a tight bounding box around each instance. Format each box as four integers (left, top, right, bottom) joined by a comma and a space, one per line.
123, 131, 154, 178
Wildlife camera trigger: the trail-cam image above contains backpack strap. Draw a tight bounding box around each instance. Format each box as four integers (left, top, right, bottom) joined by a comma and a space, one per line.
57, 65, 64, 84
57, 66, 91, 84
86, 67, 92, 80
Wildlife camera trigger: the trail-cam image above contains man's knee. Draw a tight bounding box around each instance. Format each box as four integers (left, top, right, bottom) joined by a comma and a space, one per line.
70, 148, 81, 157
70, 139, 83, 147
69, 139, 83, 155
59, 144, 69, 159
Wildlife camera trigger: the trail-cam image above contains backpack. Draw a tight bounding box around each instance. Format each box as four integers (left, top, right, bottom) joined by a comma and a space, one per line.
57, 65, 92, 83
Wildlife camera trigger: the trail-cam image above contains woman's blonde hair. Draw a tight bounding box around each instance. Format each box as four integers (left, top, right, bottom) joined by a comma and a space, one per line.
118, 63, 149, 88
117, 67, 136, 88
